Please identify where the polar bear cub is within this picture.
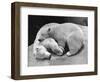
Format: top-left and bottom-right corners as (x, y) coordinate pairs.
(33, 38), (63, 60)
(40, 38), (63, 56)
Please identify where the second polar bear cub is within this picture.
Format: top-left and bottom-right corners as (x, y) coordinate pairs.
(34, 38), (63, 60)
(40, 38), (63, 56)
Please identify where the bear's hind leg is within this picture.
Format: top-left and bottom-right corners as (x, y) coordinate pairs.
(66, 31), (83, 56)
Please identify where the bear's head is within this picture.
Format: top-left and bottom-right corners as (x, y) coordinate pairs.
(37, 23), (59, 42)
(37, 27), (51, 42)
(34, 45), (51, 60)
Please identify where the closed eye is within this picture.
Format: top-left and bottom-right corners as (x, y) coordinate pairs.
(38, 39), (44, 42)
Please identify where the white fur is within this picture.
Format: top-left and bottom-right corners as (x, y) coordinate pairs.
(33, 23), (58, 56)
(34, 45), (51, 59)
(41, 38), (63, 56)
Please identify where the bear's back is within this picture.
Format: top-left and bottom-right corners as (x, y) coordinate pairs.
(53, 23), (82, 34)
(49, 23), (82, 40)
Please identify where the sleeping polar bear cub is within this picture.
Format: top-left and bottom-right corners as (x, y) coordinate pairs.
(40, 38), (63, 56)
(33, 37), (63, 60)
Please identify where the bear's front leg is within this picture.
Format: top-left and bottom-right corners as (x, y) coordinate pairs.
(53, 46), (64, 56)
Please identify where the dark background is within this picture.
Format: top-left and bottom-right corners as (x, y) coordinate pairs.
(28, 15), (88, 46)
